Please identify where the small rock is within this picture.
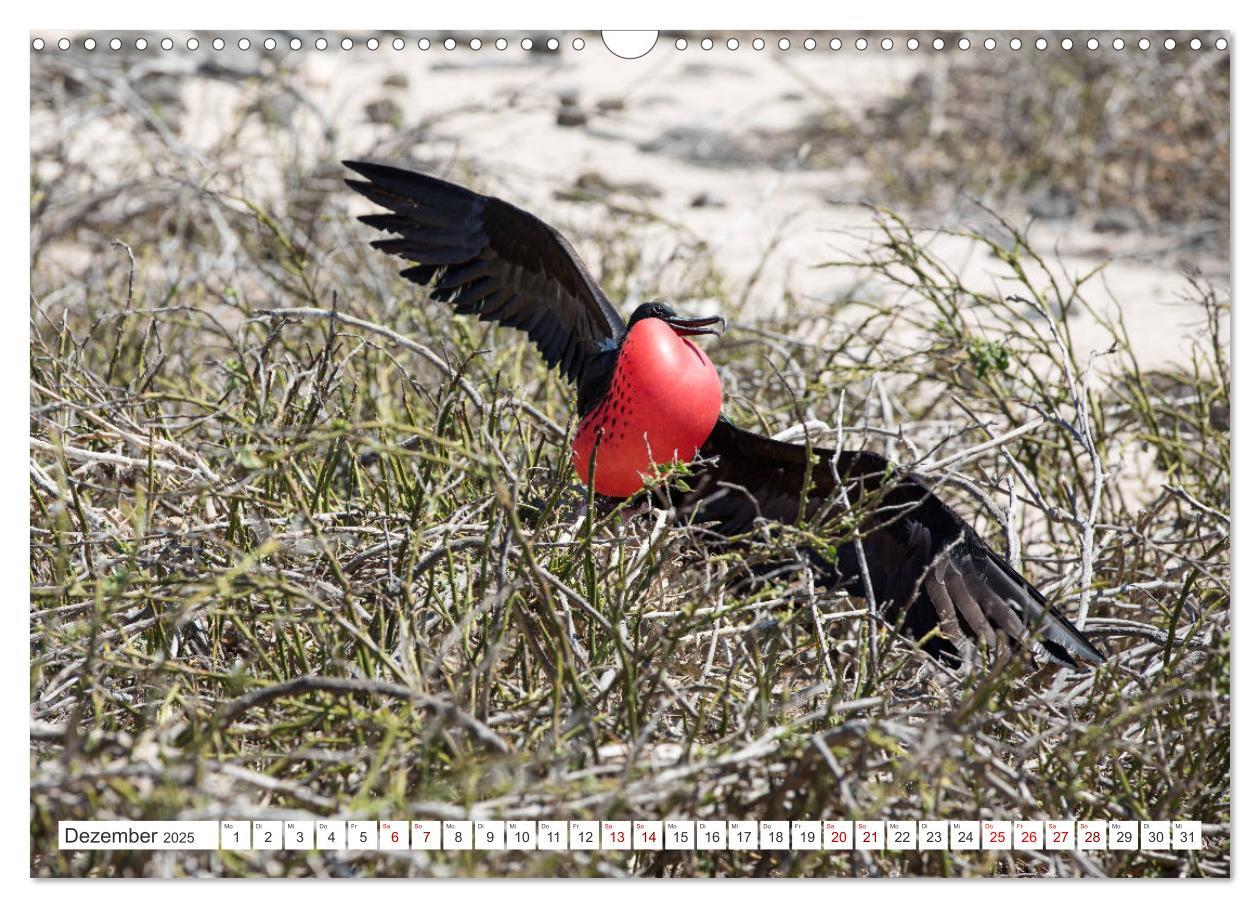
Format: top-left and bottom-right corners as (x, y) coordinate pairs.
(364, 98), (403, 126)
(1093, 207), (1142, 234)
(556, 106), (588, 128)
(1026, 187), (1077, 220)
(560, 171), (663, 200)
(574, 172), (615, 193)
(689, 191), (727, 208)
(638, 126), (759, 168)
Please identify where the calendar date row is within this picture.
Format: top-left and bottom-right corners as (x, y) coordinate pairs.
(61, 819), (1203, 852)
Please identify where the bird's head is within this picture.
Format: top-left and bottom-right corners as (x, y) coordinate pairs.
(627, 302), (726, 338)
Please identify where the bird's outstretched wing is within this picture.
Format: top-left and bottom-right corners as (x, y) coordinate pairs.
(344, 161), (627, 386)
(677, 418), (1104, 669)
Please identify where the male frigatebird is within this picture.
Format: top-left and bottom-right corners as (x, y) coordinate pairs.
(344, 160), (1105, 671)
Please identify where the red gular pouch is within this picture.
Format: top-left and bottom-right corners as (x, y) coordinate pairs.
(572, 317), (723, 498)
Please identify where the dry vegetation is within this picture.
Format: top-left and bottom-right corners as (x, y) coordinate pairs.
(781, 34), (1229, 254)
(30, 39), (1229, 878)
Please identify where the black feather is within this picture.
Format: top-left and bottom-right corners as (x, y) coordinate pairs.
(345, 160), (626, 388)
(672, 418), (1105, 669)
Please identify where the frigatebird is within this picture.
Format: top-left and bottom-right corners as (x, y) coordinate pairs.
(344, 160), (1105, 671)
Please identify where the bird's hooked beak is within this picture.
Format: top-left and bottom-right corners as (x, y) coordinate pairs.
(664, 313), (726, 337)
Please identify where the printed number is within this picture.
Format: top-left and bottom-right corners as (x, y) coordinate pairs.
(390, 831), (400, 844)
(1085, 831), (1101, 844)
(705, 831), (721, 844)
(1021, 831), (1036, 843)
(830, 830), (849, 844)
(1053, 831), (1067, 843)
(926, 831), (942, 844)
(894, 831), (910, 844)
(264, 831), (273, 843)
(578, 831), (593, 843)
(1116, 830), (1132, 843)
(990, 831), (1006, 844)
(1149, 830), (1165, 843)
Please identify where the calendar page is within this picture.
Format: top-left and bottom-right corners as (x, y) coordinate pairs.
(28, 12), (1232, 882)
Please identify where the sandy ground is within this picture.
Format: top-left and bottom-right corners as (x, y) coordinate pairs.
(32, 33), (1229, 369)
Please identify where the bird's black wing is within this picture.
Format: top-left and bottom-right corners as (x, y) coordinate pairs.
(677, 418), (1104, 669)
(344, 161), (626, 386)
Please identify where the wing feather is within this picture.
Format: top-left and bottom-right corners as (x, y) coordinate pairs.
(678, 418), (1105, 669)
(345, 160), (626, 386)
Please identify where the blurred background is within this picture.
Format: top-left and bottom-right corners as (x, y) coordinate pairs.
(32, 30), (1229, 369)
